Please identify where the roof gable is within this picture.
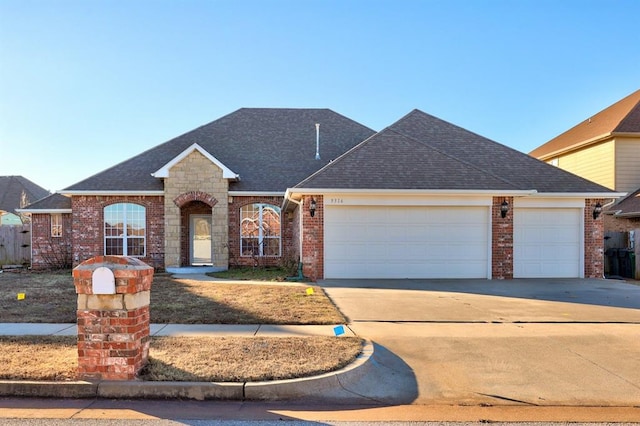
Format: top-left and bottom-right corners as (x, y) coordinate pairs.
(296, 109), (615, 194)
(151, 143), (239, 179)
(530, 89), (640, 159)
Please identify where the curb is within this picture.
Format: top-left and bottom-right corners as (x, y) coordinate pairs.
(0, 340), (374, 401)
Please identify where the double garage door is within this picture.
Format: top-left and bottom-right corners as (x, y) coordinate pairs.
(324, 205), (582, 279)
(324, 206), (490, 279)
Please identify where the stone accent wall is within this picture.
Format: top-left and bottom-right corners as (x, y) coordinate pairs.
(163, 150), (228, 269)
(492, 197), (513, 279)
(73, 256), (153, 381)
(301, 195), (323, 281)
(31, 213), (73, 270)
(585, 198), (606, 278)
(227, 195), (291, 267)
(70, 196), (164, 269)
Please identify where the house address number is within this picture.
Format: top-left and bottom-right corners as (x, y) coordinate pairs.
(328, 198), (344, 204)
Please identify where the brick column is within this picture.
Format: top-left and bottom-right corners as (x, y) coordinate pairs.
(73, 256), (153, 380)
(492, 197), (513, 279)
(584, 198), (605, 278)
(301, 195), (324, 281)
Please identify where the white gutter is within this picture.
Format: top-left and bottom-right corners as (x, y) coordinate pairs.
(16, 209), (72, 214)
(228, 191), (285, 197)
(287, 188), (539, 196)
(59, 190), (165, 196)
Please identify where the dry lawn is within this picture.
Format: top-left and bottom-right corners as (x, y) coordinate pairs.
(0, 271), (356, 382)
(0, 271), (345, 325)
(0, 336), (363, 382)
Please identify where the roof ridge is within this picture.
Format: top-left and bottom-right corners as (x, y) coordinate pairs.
(389, 110), (522, 189)
(386, 126), (521, 190)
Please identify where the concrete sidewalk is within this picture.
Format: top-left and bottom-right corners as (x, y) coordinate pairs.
(0, 323), (357, 338)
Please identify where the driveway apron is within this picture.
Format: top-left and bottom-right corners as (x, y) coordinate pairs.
(321, 278), (640, 406)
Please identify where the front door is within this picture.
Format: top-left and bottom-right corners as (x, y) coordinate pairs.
(190, 215), (212, 265)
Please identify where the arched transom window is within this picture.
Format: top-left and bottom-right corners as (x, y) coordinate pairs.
(104, 203), (146, 256)
(240, 203), (281, 257)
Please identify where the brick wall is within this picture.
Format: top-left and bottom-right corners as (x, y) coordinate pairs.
(604, 214), (640, 233)
(31, 213), (72, 270)
(301, 195), (323, 281)
(227, 195), (292, 267)
(492, 197), (513, 279)
(584, 198), (606, 278)
(71, 196), (164, 269)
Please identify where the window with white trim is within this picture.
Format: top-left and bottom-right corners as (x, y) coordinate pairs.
(51, 214), (62, 238)
(104, 203), (146, 256)
(240, 203), (281, 257)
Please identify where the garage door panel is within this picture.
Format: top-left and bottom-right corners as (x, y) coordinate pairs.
(325, 205), (489, 279)
(514, 208), (581, 278)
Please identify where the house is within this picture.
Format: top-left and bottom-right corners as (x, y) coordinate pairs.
(529, 89), (640, 233)
(20, 108), (619, 279)
(0, 176), (49, 225)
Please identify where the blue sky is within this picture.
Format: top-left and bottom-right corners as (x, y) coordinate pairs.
(1, 0), (639, 192)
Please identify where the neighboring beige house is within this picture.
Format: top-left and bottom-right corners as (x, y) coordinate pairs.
(531, 90), (640, 279)
(530, 89), (640, 233)
(530, 89), (640, 193)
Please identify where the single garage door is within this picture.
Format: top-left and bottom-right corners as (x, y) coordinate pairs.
(324, 205), (489, 279)
(514, 208), (582, 278)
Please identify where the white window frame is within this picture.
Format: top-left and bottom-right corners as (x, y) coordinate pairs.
(240, 203), (281, 257)
(104, 203), (146, 257)
(51, 213), (62, 238)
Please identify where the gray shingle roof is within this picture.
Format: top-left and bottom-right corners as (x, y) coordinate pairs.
(64, 108), (375, 193)
(296, 109), (615, 193)
(0, 176), (50, 214)
(610, 187), (640, 217)
(20, 193), (71, 211)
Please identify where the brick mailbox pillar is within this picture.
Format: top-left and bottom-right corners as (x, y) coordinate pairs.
(73, 256), (153, 381)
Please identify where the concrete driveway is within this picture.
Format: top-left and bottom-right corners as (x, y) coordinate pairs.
(321, 278), (640, 406)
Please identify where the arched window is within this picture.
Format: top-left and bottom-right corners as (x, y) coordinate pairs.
(240, 203), (281, 257)
(104, 203), (146, 256)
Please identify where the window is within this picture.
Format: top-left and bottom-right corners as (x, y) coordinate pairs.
(104, 203), (146, 256)
(240, 203), (281, 257)
(51, 214), (62, 237)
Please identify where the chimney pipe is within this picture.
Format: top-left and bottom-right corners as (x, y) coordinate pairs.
(315, 123), (320, 160)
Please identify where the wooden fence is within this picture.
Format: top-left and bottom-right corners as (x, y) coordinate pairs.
(0, 224), (30, 266)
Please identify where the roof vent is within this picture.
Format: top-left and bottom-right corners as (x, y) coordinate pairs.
(315, 123), (320, 160)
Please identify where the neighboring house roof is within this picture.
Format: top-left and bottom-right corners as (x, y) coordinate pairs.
(609, 187), (640, 218)
(18, 193), (72, 213)
(0, 176), (50, 214)
(530, 89), (640, 159)
(63, 108), (375, 193)
(295, 109), (615, 194)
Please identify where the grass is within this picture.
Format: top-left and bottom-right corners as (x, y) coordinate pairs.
(0, 269), (358, 382)
(0, 270), (346, 325)
(208, 266), (293, 281)
(0, 335), (363, 382)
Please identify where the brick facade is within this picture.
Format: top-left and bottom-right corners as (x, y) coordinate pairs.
(584, 198), (606, 278)
(301, 195), (323, 281)
(70, 196), (164, 269)
(31, 212), (73, 269)
(492, 196), (513, 279)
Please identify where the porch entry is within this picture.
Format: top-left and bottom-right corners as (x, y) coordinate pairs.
(190, 214), (212, 265)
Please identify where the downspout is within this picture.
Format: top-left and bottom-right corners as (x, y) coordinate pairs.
(284, 191), (304, 262)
